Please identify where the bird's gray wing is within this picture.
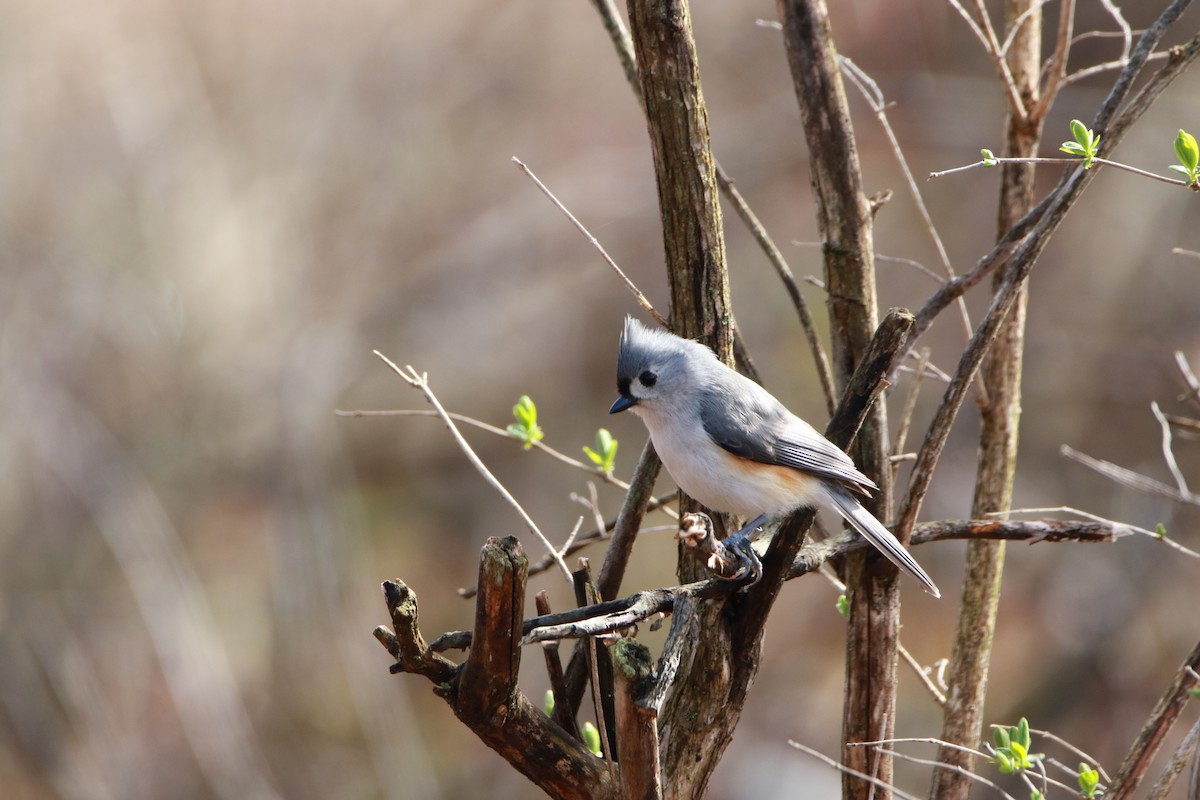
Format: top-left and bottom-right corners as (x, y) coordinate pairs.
(698, 378), (876, 492)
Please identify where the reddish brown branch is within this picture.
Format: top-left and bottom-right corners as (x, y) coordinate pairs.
(375, 539), (617, 798)
(1106, 638), (1200, 800)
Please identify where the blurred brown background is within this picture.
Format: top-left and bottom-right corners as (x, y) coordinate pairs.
(2, 1), (1199, 798)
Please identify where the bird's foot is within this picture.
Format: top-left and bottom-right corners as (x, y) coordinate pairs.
(719, 530), (764, 590)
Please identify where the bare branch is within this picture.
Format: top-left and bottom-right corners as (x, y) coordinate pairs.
(1106, 638), (1200, 800)
(373, 354), (574, 582)
(787, 741), (924, 800)
(1061, 444), (1200, 508)
(512, 157), (666, 327)
(1152, 401), (1190, 496)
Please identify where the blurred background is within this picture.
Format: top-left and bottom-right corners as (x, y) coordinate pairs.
(2, 1), (1199, 798)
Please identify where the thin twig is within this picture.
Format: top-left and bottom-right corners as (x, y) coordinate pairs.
(839, 57), (973, 342)
(338, 407), (679, 518)
(512, 157), (667, 327)
(998, 0), (1051, 56)
(946, 0), (1027, 119)
(1064, 51), (1170, 88)
(1061, 444), (1200, 508)
(893, 348), (930, 475)
(1000, 505), (1200, 558)
(898, 644), (947, 706)
(1031, 0), (1075, 118)
(786, 742), (925, 800)
(1031, 728), (1112, 784)
(1152, 401), (1190, 496)
(871, 746), (1018, 800)
(373, 353), (574, 582)
(1177, 351), (1200, 410)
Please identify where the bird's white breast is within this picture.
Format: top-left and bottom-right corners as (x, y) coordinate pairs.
(634, 404), (825, 520)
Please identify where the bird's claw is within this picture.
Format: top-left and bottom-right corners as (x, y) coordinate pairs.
(721, 532), (763, 591)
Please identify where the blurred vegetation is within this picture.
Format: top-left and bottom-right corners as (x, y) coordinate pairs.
(1, 1), (1198, 798)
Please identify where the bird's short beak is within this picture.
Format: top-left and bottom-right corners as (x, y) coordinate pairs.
(609, 395), (637, 414)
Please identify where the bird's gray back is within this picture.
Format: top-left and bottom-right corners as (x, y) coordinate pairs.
(697, 372), (876, 492)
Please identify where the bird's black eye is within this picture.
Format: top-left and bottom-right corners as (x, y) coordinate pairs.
(639, 370), (657, 387)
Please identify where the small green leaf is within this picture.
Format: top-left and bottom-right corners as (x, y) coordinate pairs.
(582, 428), (618, 473)
(1062, 120), (1100, 168)
(981, 148), (998, 167)
(507, 395), (544, 449)
(835, 594), (849, 618)
(995, 751), (1015, 774)
(1077, 762), (1100, 798)
(1030, 790), (1045, 800)
(1155, 523), (1167, 538)
(1016, 717), (1031, 750)
(1175, 129), (1199, 173)
(994, 726), (1011, 751)
(1188, 686), (1200, 698)
(544, 690), (555, 716)
(1071, 119), (1090, 147)
(582, 721), (603, 757)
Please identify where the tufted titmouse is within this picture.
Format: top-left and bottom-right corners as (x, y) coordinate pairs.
(609, 316), (940, 597)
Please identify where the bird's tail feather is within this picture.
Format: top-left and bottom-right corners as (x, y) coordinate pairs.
(826, 487), (940, 598)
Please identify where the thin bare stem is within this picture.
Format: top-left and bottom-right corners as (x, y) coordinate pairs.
(1176, 351), (1200, 409)
(336, 407), (665, 502)
(1152, 401), (1190, 496)
(512, 157), (667, 327)
(1061, 444), (1200, 508)
(946, 0), (1027, 118)
(931, 155), (1191, 188)
(1063, 51), (1169, 88)
(1031, 0), (1074, 118)
(786, 742), (924, 800)
(373, 353), (573, 583)
(998, 0), (1050, 56)
(1031, 727), (1113, 783)
(898, 647), (948, 706)
(873, 746), (1018, 800)
(1001, 504), (1199, 558)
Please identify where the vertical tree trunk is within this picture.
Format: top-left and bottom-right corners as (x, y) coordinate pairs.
(931, 2), (1044, 797)
(774, 2), (895, 797)
(624, 2), (742, 797)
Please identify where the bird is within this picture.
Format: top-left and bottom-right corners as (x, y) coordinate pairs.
(608, 315), (940, 597)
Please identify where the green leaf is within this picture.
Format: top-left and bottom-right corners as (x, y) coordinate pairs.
(582, 721), (603, 757)
(1071, 119), (1091, 148)
(1077, 762), (1100, 798)
(1188, 686), (1200, 698)
(507, 395), (544, 449)
(994, 726), (1011, 751)
(582, 428), (618, 473)
(835, 594), (849, 618)
(995, 751), (1015, 774)
(544, 690), (555, 716)
(1030, 790), (1045, 800)
(1062, 120), (1100, 168)
(1016, 717), (1031, 750)
(1155, 523), (1167, 538)
(1176, 129), (1199, 173)
(981, 148), (998, 167)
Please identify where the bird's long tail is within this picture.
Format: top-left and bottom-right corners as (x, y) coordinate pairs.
(825, 486), (940, 598)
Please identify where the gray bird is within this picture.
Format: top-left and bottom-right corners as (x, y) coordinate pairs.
(609, 316), (939, 597)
